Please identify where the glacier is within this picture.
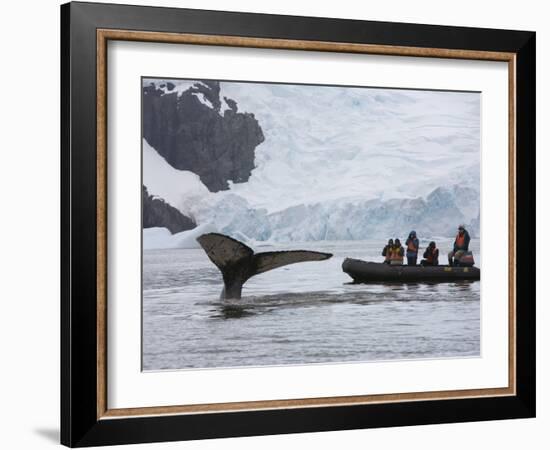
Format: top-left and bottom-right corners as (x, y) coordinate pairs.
(219, 82), (480, 211)
(142, 79), (480, 249)
(187, 186), (480, 243)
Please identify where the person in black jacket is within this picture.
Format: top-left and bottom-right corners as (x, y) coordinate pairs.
(381, 239), (394, 264)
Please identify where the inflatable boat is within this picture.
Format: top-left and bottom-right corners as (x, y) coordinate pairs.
(342, 258), (480, 283)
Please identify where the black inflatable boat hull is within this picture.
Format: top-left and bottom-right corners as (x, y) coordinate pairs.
(342, 258), (480, 283)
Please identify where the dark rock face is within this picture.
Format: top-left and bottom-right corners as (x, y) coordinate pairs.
(143, 80), (265, 192)
(142, 186), (196, 234)
(223, 96), (238, 113)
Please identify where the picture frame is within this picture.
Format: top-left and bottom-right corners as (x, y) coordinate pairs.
(60, 1), (536, 447)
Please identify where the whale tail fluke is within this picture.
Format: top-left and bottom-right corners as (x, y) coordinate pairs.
(253, 250), (332, 275)
(196, 233), (332, 299)
(196, 232), (254, 272)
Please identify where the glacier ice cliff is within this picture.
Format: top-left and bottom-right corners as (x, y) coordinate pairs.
(189, 186), (480, 243)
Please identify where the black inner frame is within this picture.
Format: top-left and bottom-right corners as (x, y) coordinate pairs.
(61, 2), (536, 447)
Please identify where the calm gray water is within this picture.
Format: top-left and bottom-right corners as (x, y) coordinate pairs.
(142, 239), (480, 370)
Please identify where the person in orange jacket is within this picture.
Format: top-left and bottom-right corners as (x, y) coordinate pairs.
(390, 239), (404, 265)
(448, 225), (471, 266)
(421, 241), (439, 266)
(405, 230), (419, 266)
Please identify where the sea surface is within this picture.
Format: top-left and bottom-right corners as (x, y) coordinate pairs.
(142, 239), (480, 370)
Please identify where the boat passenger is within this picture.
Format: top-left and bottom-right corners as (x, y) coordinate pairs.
(421, 241), (439, 266)
(405, 230), (419, 266)
(382, 239), (394, 264)
(390, 239), (404, 265)
(448, 225), (471, 266)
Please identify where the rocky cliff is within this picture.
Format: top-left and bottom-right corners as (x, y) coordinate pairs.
(142, 80), (265, 192)
(142, 186), (196, 234)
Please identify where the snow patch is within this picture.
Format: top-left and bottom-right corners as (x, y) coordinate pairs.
(143, 79), (197, 97)
(143, 139), (210, 217)
(191, 92), (214, 109)
(143, 223), (219, 250)
(144, 79), (223, 115)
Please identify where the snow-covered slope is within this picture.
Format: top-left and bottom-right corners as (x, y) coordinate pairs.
(219, 82), (480, 211)
(143, 139), (210, 218)
(143, 224), (218, 250)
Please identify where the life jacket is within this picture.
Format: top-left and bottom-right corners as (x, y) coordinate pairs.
(426, 247), (439, 263)
(407, 239), (418, 252)
(456, 233), (465, 248)
(390, 246), (404, 262)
